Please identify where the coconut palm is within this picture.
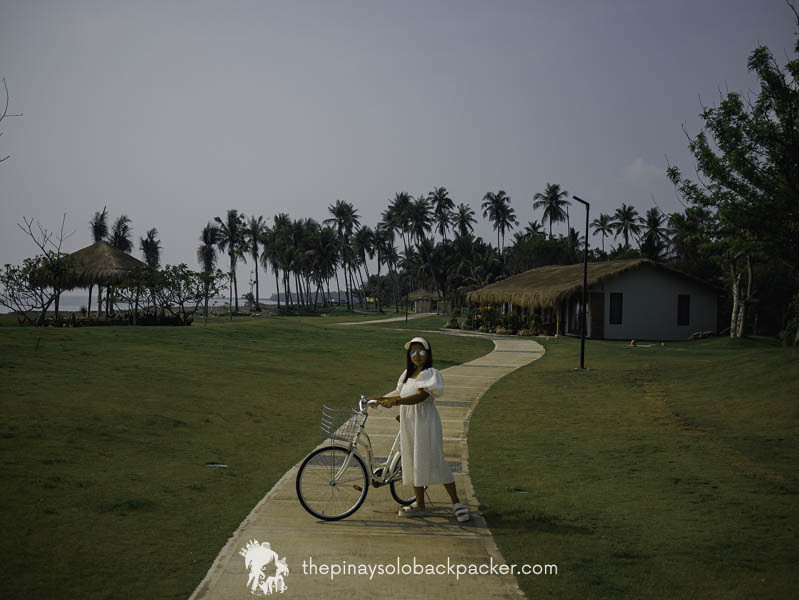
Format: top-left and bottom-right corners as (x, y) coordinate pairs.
(245, 215), (268, 311)
(481, 190), (517, 255)
(139, 228), (161, 268)
(532, 183), (570, 239)
(639, 207), (670, 260)
(610, 203), (643, 249)
(109, 215), (133, 253)
(104, 215), (133, 316)
(324, 200), (360, 310)
(429, 186), (455, 242)
(590, 213), (613, 254)
(197, 222), (220, 318)
(353, 225), (376, 309)
(375, 222), (400, 312)
(383, 192), (413, 257)
(214, 209), (248, 313)
(452, 203), (477, 238)
(88, 207), (109, 318)
(309, 225), (339, 307)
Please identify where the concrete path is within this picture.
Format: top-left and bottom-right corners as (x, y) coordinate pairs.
(190, 329), (545, 600)
(337, 312), (435, 326)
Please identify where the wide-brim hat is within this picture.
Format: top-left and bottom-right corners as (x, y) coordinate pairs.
(404, 336), (430, 350)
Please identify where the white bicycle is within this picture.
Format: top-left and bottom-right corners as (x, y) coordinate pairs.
(295, 396), (416, 520)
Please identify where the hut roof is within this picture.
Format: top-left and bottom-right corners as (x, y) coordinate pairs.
(466, 258), (717, 309)
(408, 288), (438, 301)
(65, 241), (147, 287)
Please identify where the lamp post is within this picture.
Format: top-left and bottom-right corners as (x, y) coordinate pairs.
(572, 196), (590, 370)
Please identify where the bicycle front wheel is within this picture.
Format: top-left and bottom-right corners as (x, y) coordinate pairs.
(296, 444), (369, 520)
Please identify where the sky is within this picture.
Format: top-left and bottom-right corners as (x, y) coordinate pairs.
(0, 0), (795, 299)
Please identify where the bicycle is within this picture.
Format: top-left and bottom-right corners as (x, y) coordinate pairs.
(295, 396), (416, 520)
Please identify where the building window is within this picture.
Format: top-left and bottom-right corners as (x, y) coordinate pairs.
(678, 294), (690, 326)
(609, 293), (623, 325)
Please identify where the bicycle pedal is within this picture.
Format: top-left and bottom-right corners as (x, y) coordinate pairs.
(353, 485), (363, 492)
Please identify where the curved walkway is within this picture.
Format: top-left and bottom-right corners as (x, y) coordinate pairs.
(190, 323), (545, 599)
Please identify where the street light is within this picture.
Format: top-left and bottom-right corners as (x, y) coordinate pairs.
(572, 196), (590, 370)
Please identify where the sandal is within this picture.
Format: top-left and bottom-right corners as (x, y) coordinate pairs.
(452, 502), (470, 522)
(398, 504), (428, 518)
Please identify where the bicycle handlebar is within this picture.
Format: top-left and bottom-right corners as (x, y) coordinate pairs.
(359, 395), (378, 412)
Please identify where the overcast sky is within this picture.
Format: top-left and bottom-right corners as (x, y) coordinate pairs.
(0, 0), (794, 298)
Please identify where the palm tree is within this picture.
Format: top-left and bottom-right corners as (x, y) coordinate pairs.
(109, 215), (133, 253)
(106, 215), (133, 316)
(268, 213), (291, 307)
(309, 226), (339, 308)
(590, 213), (613, 254)
(139, 228), (161, 268)
(532, 183), (570, 239)
(353, 226), (376, 309)
(512, 220), (544, 244)
(481, 190), (517, 255)
(324, 200), (360, 311)
(639, 207), (670, 260)
(245, 215), (268, 311)
(88, 207), (109, 318)
(408, 194), (441, 294)
(197, 222), (220, 318)
(429, 186), (455, 242)
(383, 192), (413, 258)
(452, 203), (476, 238)
(214, 209), (248, 313)
(610, 203), (643, 249)
(138, 228), (161, 319)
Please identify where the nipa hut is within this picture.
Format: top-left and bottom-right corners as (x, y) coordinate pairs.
(64, 241), (148, 318)
(466, 258), (719, 341)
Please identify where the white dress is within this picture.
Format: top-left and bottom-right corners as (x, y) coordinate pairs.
(391, 367), (454, 487)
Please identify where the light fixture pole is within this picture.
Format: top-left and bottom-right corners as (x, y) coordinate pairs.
(572, 196), (590, 370)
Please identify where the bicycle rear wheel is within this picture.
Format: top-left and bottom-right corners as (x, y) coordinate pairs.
(389, 459), (416, 506)
(296, 445), (369, 520)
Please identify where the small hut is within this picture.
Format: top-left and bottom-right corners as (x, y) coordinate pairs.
(64, 241), (148, 318)
(408, 289), (435, 313)
(466, 258), (719, 341)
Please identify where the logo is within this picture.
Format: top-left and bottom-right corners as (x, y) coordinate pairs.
(239, 539), (289, 595)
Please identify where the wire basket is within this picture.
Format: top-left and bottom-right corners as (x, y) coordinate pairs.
(320, 405), (359, 443)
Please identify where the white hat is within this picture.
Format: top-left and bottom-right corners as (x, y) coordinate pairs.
(404, 336), (430, 350)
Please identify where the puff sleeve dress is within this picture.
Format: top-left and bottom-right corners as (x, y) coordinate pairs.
(394, 367), (454, 487)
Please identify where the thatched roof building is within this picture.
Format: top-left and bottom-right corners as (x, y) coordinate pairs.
(466, 258), (713, 309)
(65, 241), (147, 287)
(467, 258), (719, 341)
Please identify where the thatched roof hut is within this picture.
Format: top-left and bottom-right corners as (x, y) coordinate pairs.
(408, 288), (438, 301)
(64, 241), (147, 287)
(466, 258), (714, 310)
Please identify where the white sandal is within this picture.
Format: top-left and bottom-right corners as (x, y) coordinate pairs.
(398, 503), (428, 518)
(452, 502), (470, 522)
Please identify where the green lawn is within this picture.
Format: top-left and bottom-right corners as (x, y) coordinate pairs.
(469, 336), (799, 599)
(0, 314), (492, 599)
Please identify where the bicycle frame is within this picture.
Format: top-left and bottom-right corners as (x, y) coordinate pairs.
(331, 396), (402, 489)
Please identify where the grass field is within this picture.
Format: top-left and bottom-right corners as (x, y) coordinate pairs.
(469, 336), (799, 599)
(0, 311), (491, 599)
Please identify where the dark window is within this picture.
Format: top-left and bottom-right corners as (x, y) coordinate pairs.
(678, 294), (690, 326)
(609, 293), (623, 324)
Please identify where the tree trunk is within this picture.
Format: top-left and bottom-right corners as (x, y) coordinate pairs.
(255, 261), (260, 311)
(233, 259), (239, 312)
(729, 263), (742, 338)
(88, 284), (93, 317)
(736, 254), (753, 337)
(376, 254), (382, 313)
(334, 269), (341, 309)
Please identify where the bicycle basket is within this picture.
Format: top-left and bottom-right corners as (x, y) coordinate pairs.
(320, 405), (359, 443)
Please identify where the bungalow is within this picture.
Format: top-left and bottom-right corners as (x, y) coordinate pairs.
(466, 258), (719, 341)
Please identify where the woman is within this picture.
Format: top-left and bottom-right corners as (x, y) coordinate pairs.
(369, 336), (470, 522)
